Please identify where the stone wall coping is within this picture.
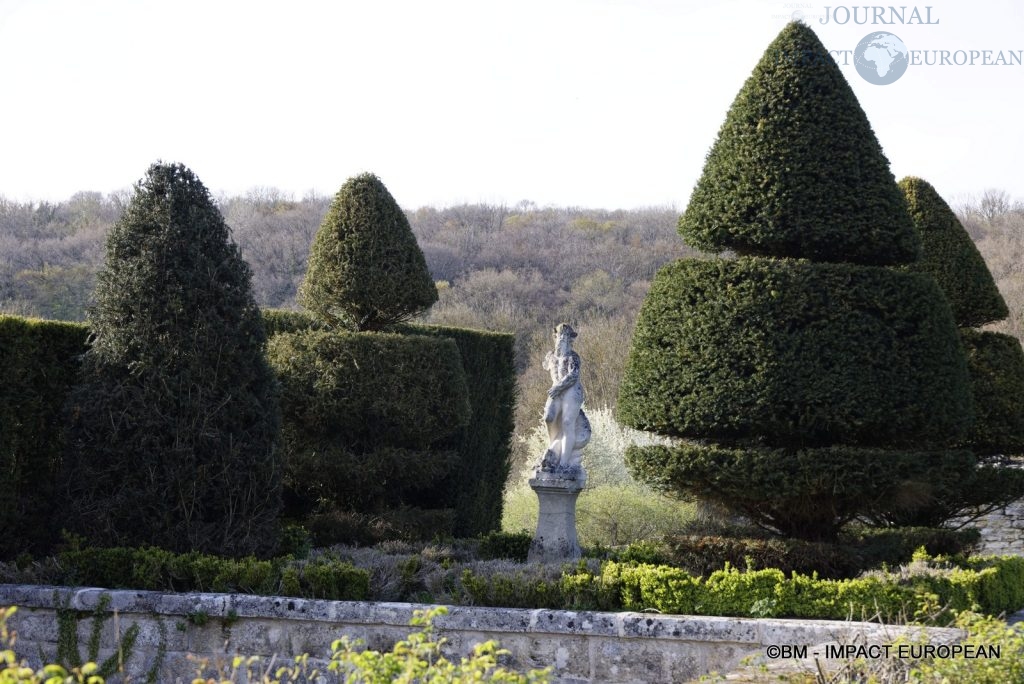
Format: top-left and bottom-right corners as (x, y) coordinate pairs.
(0, 583), (963, 647)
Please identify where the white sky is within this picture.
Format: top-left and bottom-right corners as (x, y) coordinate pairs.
(1, 0), (1021, 210)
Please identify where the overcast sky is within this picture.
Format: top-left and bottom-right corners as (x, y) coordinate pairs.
(1, 0), (1021, 209)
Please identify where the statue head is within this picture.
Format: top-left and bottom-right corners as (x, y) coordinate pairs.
(553, 323), (577, 353)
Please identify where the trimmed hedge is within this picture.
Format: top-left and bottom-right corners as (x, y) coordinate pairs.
(396, 324), (516, 536)
(56, 546), (368, 601)
(1, 311), (514, 555)
(268, 330), (470, 450)
(267, 316), (516, 536)
(617, 257), (972, 449)
(0, 316), (88, 559)
(461, 555), (1024, 624)
(678, 23), (919, 265)
(268, 329), (470, 532)
(625, 443), (975, 540)
(298, 173), (438, 331)
(900, 176), (1008, 328)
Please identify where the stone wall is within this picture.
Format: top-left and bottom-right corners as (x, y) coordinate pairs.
(0, 584), (963, 683)
(970, 499), (1024, 556)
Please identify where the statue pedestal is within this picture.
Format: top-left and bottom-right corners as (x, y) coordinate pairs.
(528, 469), (586, 564)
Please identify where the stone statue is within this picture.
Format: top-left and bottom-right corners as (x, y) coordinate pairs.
(539, 323), (591, 474)
(529, 323), (590, 563)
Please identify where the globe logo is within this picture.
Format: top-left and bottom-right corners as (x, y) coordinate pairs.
(854, 32), (909, 85)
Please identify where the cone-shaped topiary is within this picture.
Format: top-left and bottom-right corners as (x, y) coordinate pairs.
(899, 176), (1008, 327)
(876, 178), (1024, 527)
(299, 173), (437, 330)
(62, 162), (282, 557)
(619, 23), (972, 541)
(680, 23), (919, 265)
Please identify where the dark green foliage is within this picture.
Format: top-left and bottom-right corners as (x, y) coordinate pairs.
(62, 162), (282, 557)
(262, 318), (514, 538)
(305, 506), (457, 547)
(962, 330), (1024, 456)
(270, 330), (469, 449)
(477, 531), (532, 562)
(845, 526), (981, 567)
(261, 308), (321, 337)
(268, 329), (470, 522)
(617, 540), (673, 567)
(0, 316), (88, 559)
(679, 23), (919, 265)
(396, 324), (517, 536)
(55, 546), (368, 600)
(899, 177), (1008, 327)
(656, 536), (862, 579)
(298, 173), (438, 331)
(626, 443), (975, 540)
(648, 527), (979, 580)
(618, 257), (972, 449)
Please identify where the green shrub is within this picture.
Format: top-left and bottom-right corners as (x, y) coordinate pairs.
(61, 162), (282, 557)
(659, 535), (862, 579)
(0, 316), (88, 559)
(618, 258), (971, 449)
(908, 611), (1024, 683)
(617, 540), (672, 567)
(678, 24), (918, 265)
(283, 558), (371, 601)
(477, 531), (532, 562)
(54, 546), (369, 600)
(298, 173), (437, 331)
(456, 553), (1024, 624)
(900, 176), (1008, 328)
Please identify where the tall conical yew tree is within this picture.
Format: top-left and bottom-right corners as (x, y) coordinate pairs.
(299, 173), (437, 331)
(618, 23), (973, 541)
(882, 177), (1024, 526)
(62, 162), (282, 557)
